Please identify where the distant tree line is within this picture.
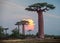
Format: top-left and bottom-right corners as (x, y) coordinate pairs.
(45, 34), (60, 39)
(0, 26), (60, 40)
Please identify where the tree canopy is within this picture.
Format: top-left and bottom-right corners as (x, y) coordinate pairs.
(25, 2), (55, 12)
(0, 26), (4, 37)
(20, 20), (29, 25)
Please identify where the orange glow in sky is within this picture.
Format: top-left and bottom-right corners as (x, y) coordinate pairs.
(25, 25), (34, 30)
(23, 19), (35, 30)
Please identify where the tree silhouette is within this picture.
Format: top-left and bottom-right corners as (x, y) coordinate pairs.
(4, 28), (8, 36)
(15, 22), (21, 35)
(25, 2), (55, 39)
(20, 20), (29, 35)
(0, 26), (4, 38)
(11, 28), (19, 38)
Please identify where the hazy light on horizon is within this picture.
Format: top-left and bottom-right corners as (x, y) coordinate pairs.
(24, 19), (35, 30)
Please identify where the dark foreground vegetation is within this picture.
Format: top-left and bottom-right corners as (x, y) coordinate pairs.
(0, 39), (60, 43)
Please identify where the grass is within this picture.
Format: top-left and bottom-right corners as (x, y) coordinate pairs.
(0, 39), (60, 43)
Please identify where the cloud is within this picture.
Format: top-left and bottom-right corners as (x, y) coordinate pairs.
(1, 0), (60, 23)
(1, 0), (26, 21)
(1, 0), (25, 11)
(1, 0), (60, 19)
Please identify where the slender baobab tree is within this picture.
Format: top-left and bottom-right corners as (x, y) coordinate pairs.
(20, 20), (29, 35)
(0, 26), (4, 37)
(4, 28), (8, 36)
(15, 22), (21, 35)
(25, 2), (55, 39)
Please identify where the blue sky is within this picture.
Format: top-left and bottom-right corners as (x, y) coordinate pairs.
(0, 0), (60, 35)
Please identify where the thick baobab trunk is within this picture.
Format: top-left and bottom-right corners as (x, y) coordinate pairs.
(37, 11), (44, 39)
(22, 25), (25, 35)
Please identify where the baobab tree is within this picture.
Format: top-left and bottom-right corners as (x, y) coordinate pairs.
(25, 2), (55, 39)
(20, 20), (29, 35)
(15, 20), (29, 35)
(0, 26), (4, 37)
(11, 28), (19, 37)
(15, 22), (21, 35)
(4, 28), (8, 36)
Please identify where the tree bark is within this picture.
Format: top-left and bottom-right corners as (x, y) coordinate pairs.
(37, 10), (44, 39)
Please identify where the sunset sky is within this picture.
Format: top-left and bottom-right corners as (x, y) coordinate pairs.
(0, 0), (60, 35)
(24, 19), (35, 30)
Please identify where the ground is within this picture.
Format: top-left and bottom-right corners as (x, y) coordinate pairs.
(0, 39), (60, 43)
